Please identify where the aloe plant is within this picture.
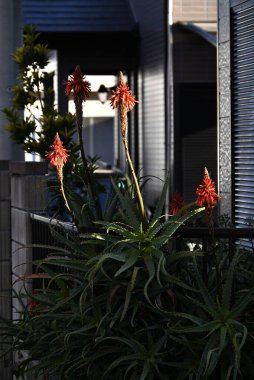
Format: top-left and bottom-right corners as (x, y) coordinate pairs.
(167, 252), (254, 379)
(3, 36), (253, 379)
(2, 196), (254, 379)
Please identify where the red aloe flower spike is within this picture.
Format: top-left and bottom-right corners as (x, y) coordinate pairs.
(196, 167), (221, 237)
(64, 65), (91, 104)
(169, 191), (185, 215)
(64, 65), (88, 175)
(110, 72), (146, 229)
(110, 71), (138, 112)
(110, 71), (138, 138)
(196, 167), (221, 209)
(46, 133), (71, 214)
(63, 66), (102, 220)
(45, 132), (70, 182)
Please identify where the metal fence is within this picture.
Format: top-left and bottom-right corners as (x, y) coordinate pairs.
(30, 213), (254, 258)
(29, 213), (254, 289)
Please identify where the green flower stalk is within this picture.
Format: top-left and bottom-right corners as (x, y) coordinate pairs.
(196, 167), (222, 299)
(110, 72), (147, 228)
(64, 65), (102, 219)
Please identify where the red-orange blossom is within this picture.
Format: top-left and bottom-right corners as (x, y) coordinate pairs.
(169, 191), (185, 215)
(110, 71), (138, 139)
(196, 167), (221, 209)
(64, 65), (91, 103)
(45, 133), (70, 181)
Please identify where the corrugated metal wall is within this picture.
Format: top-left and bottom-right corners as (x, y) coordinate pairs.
(24, 0), (136, 32)
(231, 0), (254, 226)
(130, 0), (167, 207)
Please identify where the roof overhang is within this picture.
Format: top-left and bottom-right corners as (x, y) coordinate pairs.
(177, 22), (217, 47)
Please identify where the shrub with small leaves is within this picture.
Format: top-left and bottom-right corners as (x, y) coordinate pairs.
(3, 25), (76, 157)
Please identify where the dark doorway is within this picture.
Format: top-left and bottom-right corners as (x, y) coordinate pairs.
(174, 83), (217, 202)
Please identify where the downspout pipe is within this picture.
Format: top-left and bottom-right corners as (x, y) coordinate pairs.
(0, 0), (24, 160)
(165, 0), (174, 211)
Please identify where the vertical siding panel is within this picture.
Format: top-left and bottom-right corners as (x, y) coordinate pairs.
(130, 0), (167, 206)
(231, 0), (254, 227)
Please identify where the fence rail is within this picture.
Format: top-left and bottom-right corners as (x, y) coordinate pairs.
(177, 227), (254, 238)
(29, 213), (254, 284)
(30, 213), (254, 259)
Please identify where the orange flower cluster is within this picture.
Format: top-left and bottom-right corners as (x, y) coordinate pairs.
(45, 133), (70, 181)
(196, 167), (221, 209)
(110, 72), (138, 112)
(64, 65), (91, 103)
(169, 191), (185, 215)
(110, 72), (138, 139)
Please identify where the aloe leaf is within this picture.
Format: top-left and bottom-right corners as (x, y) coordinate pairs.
(167, 250), (200, 265)
(65, 349), (116, 378)
(130, 302), (139, 327)
(185, 295), (217, 319)
(231, 331), (242, 379)
(22, 292), (55, 307)
(161, 206), (205, 239)
(102, 353), (141, 379)
(16, 243), (70, 255)
(103, 185), (119, 221)
(231, 288), (254, 318)
(193, 257), (217, 318)
(219, 325), (228, 352)
(145, 218), (164, 240)
(152, 334), (167, 353)
(111, 181), (141, 231)
(151, 234), (172, 248)
(174, 321), (220, 334)
(120, 267), (139, 322)
(99, 336), (144, 353)
(167, 311), (204, 326)
(87, 252), (126, 283)
(156, 251), (164, 287)
(140, 361), (150, 380)
(143, 255), (156, 304)
(222, 252), (240, 310)
(170, 201), (197, 219)
(102, 221), (136, 238)
(197, 333), (219, 378)
(113, 252), (139, 278)
(204, 345), (220, 377)
(160, 266), (197, 291)
(151, 176), (169, 224)
(88, 252), (126, 266)
(48, 287), (83, 311)
(124, 360), (139, 380)
(222, 365), (233, 380)
(42, 258), (87, 272)
(231, 320), (248, 350)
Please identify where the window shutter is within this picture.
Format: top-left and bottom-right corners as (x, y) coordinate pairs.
(231, 0), (254, 227)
